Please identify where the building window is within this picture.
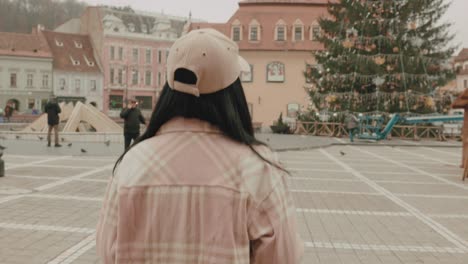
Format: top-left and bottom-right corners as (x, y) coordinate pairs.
(312, 25), (321, 40)
(132, 69), (138, 85)
(145, 70), (152, 86)
(158, 72), (161, 86)
(166, 50), (170, 61)
(118, 69), (123, 85)
(59, 78), (66, 90)
(109, 95), (123, 110)
(42, 74), (49, 88)
(158, 50), (162, 64)
(294, 26), (303, 41)
(241, 64), (253, 83)
(232, 27), (241, 42)
(287, 103), (300, 118)
(110, 68), (115, 84)
(27, 74), (33, 87)
(28, 98), (35, 110)
(250, 26), (258, 41)
(118, 47), (123, 60)
(10, 73), (17, 87)
(146, 49), (152, 64)
(465, 79), (468, 88)
(74, 41), (83, 49)
(267, 62), (285, 83)
(75, 79), (81, 91)
(248, 103), (253, 117)
(110, 46), (115, 60)
(135, 96), (152, 110)
(276, 26), (286, 41)
(132, 48), (139, 62)
(90, 80), (97, 91)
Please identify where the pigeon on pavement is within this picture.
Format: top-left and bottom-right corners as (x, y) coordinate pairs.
(38, 136), (44, 141)
(81, 148), (87, 153)
(67, 143), (72, 147)
(340, 151), (346, 156)
(15, 135), (20, 140)
(105, 140), (111, 146)
(0, 145), (6, 150)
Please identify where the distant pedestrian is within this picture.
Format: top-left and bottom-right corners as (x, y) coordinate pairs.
(345, 112), (359, 142)
(45, 97), (62, 147)
(120, 99), (146, 150)
(4, 104), (12, 123)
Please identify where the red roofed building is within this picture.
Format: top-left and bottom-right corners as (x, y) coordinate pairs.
(455, 48), (468, 92)
(186, 0), (329, 127)
(41, 30), (104, 110)
(0, 27), (53, 113)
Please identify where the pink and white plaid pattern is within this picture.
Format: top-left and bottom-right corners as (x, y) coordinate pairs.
(97, 117), (303, 263)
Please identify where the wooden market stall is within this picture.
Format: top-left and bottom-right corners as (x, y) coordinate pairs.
(451, 89), (468, 179)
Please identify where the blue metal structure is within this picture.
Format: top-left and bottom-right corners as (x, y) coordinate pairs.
(356, 113), (463, 141)
(357, 114), (400, 141)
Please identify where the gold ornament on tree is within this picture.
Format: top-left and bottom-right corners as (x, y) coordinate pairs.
(342, 39), (355, 48)
(392, 47), (399, 53)
(374, 56), (386, 65)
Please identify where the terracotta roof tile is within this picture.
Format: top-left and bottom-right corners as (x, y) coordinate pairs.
(189, 2), (327, 51)
(455, 48), (468, 63)
(452, 89), (468, 109)
(240, 0), (330, 4)
(41, 31), (101, 73)
(0, 32), (52, 58)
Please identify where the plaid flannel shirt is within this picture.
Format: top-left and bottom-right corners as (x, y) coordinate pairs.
(97, 117), (303, 263)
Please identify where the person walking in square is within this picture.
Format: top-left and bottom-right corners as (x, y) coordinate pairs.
(45, 97), (62, 147)
(97, 29), (303, 264)
(345, 112), (359, 142)
(4, 103), (12, 123)
(120, 99), (146, 150)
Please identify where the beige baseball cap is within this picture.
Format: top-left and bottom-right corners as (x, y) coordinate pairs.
(167, 28), (250, 97)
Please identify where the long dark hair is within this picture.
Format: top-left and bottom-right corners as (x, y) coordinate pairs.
(114, 69), (286, 173)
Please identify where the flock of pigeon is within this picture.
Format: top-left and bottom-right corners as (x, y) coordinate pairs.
(0, 127), (112, 153)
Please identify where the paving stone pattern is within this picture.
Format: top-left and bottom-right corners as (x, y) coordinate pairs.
(1, 143), (468, 263)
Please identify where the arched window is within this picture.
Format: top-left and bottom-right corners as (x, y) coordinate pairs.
(249, 19), (261, 42)
(266, 62), (285, 83)
(231, 19), (242, 42)
(275, 19), (287, 41)
(293, 19), (304, 42)
(310, 21), (321, 41)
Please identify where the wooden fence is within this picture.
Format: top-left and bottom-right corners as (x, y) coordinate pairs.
(294, 121), (450, 141)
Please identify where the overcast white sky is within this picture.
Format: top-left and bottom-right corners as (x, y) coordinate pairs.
(82, 0), (468, 52)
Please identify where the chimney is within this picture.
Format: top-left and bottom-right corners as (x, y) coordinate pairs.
(33, 24), (45, 34)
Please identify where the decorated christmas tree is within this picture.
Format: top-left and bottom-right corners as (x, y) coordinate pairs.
(304, 0), (456, 117)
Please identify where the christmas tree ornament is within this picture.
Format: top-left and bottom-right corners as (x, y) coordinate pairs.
(374, 56), (386, 65)
(392, 47), (399, 53)
(342, 39), (355, 48)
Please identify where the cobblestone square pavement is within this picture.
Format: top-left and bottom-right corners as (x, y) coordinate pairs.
(1, 142), (468, 263)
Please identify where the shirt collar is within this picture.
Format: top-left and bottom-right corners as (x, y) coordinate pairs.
(157, 117), (222, 135)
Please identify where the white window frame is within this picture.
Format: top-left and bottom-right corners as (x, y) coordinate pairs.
(310, 21), (321, 41)
(132, 48), (139, 63)
(231, 19), (242, 42)
(59, 78), (66, 90)
(293, 19), (304, 42)
(275, 20), (287, 41)
(90, 80), (97, 91)
(145, 70), (152, 86)
(42, 74), (49, 88)
(249, 19), (261, 42)
(146, 49), (152, 64)
(75, 79), (81, 91)
(27, 74), (33, 87)
(132, 69), (139, 85)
